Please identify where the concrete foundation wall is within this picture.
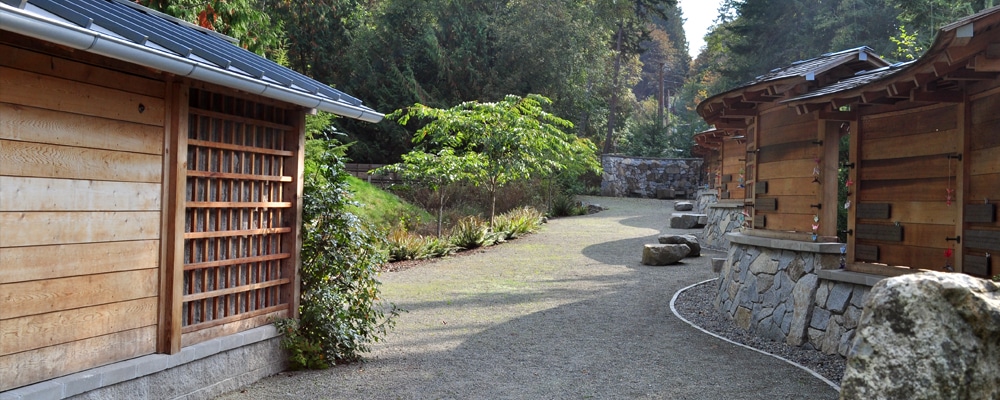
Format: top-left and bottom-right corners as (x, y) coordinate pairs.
(1, 326), (285, 400)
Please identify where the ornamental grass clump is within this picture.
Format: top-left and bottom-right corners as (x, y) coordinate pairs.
(493, 206), (544, 240)
(449, 216), (489, 250)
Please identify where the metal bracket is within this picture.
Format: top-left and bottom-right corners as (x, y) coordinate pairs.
(946, 236), (962, 243)
(947, 153), (963, 161)
(810, 203), (823, 209)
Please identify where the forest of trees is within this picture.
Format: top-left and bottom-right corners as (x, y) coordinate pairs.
(138, 0), (997, 162)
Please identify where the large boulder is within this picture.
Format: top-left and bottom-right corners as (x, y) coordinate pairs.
(657, 234), (701, 257)
(669, 213), (707, 229)
(841, 272), (1000, 400)
(641, 244), (690, 266)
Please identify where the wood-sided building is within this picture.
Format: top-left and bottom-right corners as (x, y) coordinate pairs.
(697, 47), (888, 237)
(781, 6), (1000, 278)
(1, 0), (382, 394)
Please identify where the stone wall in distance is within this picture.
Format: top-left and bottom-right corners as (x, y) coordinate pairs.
(600, 155), (705, 198)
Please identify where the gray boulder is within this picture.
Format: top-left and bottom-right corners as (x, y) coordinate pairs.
(641, 244), (690, 266)
(669, 213), (707, 229)
(674, 201), (694, 211)
(841, 272), (1000, 400)
(657, 234), (701, 257)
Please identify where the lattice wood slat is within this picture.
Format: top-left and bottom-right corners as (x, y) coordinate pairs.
(181, 88), (294, 332)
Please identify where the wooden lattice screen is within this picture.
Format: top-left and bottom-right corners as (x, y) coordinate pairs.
(181, 88), (298, 341)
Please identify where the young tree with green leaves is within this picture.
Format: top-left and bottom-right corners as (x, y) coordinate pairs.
(372, 148), (485, 237)
(391, 94), (600, 225)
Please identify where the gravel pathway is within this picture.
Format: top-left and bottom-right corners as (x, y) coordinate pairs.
(215, 196), (839, 400)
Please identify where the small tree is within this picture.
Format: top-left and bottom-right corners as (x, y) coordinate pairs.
(372, 148), (484, 237)
(391, 94), (599, 225)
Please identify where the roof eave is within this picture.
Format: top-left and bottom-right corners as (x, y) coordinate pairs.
(0, 3), (384, 123)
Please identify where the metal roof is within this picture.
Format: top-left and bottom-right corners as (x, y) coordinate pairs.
(782, 61), (914, 103)
(0, 0), (383, 122)
(741, 46), (886, 87)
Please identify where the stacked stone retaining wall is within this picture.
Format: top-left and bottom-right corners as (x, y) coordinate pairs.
(715, 233), (874, 357)
(700, 203), (744, 251)
(600, 155), (704, 198)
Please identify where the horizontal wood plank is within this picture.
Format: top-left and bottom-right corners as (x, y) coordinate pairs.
(969, 173), (1000, 207)
(861, 129), (960, 160)
(0, 240), (160, 284)
(757, 141), (817, 164)
(859, 155), (954, 181)
(0, 103), (162, 155)
(755, 197), (777, 212)
(963, 255), (992, 276)
(857, 203), (891, 220)
(760, 107), (816, 131)
(862, 104), (957, 139)
(183, 227), (292, 240)
(185, 170), (291, 182)
(0, 177), (160, 212)
(855, 244), (879, 261)
(857, 224), (904, 242)
(0, 140), (162, 183)
(0, 43), (164, 98)
(758, 159), (819, 179)
(852, 242), (950, 271)
(860, 201), (955, 225)
(758, 177), (818, 197)
(0, 211), (160, 248)
(758, 120), (817, 147)
(969, 114), (1000, 150)
(0, 67), (164, 127)
(0, 269), (158, 319)
(755, 213), (817, 233)
(970, 147), (1000, 175)
(180, 309), (285, 348)
(0, 326), (156, 391)
(0, 297), (157, 355)
(859, 177), (949, 202)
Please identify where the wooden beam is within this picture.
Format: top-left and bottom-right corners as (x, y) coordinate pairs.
(971, 54), (1000, 72)
(818, 108), (858, 121)
(743, 89), (783, 103)
(795, 103), (825, 116)
(861, 88), (890, 104)
(158, 78), (188, 355)
(721, 108), (757, 117)
(714, 120), (748, 130)
(889, 80), (918, 97)
(831, 96), (860, 109)
(911, 89), (964, 103)
(944, 68), (1000, 81)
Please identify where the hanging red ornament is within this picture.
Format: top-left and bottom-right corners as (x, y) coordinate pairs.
(944, 248), (953, 258)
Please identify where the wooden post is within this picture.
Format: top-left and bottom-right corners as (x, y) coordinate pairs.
(280, 109), (306, 319)
(820, 120), (840, 238)
(158, 78), (188, 354)
(956, 96), (970, 272)
(847, 118), (859, 264)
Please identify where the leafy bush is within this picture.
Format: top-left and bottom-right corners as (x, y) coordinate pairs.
(276, 139), (397, 366)
(385, 228), (458, 262)
(493, 206), (544, 240)
(274, 318), (329, 370)
(449, 216), (489, 250)
(549, 195), (585, 217)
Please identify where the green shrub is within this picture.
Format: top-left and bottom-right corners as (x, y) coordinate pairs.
(274, 318), (329, 370)
(276, 139), (397, 366)
(549, 195), (585, 217)
(493, 206), (544, 240)
(450, 216), (489, 250)
(385, 228), (458, 261)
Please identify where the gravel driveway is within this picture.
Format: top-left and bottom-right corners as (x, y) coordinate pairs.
(215, 196), (838, 400)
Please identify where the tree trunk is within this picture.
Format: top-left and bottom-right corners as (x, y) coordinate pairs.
(603, 22), (624, 155)
(437, 190), (445, 237)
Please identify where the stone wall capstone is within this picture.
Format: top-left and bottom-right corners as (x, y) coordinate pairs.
(600, 155), (704, 198)
(715, 235), (869, 356)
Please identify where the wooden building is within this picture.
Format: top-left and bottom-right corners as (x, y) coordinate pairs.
(697, 47), (888, 237)
(1, 0), (382, 393)
(783, 7), (1000, 278)
(698, 6), (1000, 278)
